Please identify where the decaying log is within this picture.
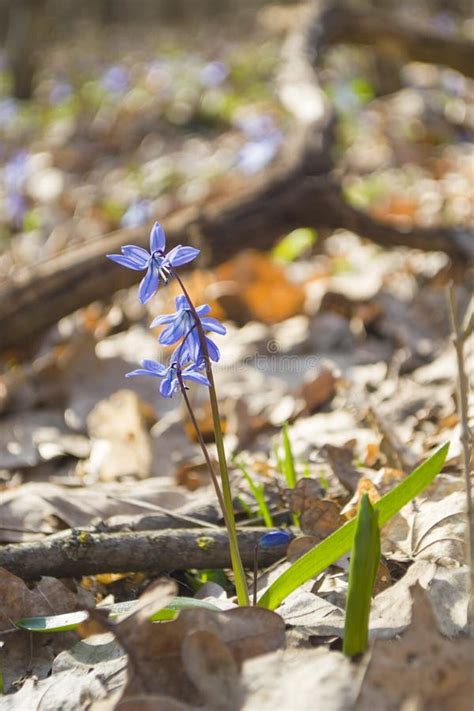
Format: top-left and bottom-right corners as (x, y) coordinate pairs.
(1, 0), (473, 351)
(0, 527), (289, 579)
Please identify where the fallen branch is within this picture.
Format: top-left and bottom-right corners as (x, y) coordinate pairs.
(1, 0), (473, 351)
(0, 527), (288, 579)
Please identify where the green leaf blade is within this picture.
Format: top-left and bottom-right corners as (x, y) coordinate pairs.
(16, 610), (89, 633)
(258, 443), (449, 610)
(343, 494), (380, 657)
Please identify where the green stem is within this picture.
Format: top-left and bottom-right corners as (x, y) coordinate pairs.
(172, 272), (250, 605)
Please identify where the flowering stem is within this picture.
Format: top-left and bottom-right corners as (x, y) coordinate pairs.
(172, 271), (250, 605)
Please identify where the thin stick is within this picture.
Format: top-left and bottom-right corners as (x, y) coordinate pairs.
(447, 285), (473, 629)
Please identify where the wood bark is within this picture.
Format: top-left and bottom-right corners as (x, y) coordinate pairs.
(1, 0), (473, 350)
(0, 527), (288, 579)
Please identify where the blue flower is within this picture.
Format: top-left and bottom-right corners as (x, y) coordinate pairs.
(258, 529), (292, 549)
(125, 358), (209, 398)
(151, 295), (226, 346)
(107, 222), (200, 304)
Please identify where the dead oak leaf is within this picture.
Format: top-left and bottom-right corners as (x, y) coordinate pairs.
(109, 580), (285, 706)
(0, 568), (81, 693)
(357, 584), (473, 711)
(288, 479), (344, 540)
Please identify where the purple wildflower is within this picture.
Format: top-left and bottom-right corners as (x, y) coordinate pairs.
(125, 358), (209, 398)
(107, 222), (200, 304)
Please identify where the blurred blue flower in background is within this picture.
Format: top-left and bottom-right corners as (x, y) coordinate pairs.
(199, 61), (228, 88)
(121, 200), (152, 228)
(49, 80), (73, 105)
(101, 65), (129, 93)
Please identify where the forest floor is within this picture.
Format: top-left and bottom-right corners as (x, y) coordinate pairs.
(0, 6), (473, 710)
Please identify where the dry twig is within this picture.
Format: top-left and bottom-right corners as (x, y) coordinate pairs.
(447, 285), (473, 630)
(0, 527), (287, 579)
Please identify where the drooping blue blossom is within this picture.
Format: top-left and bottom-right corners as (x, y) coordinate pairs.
(125, 358), (209, 398)
(151, 295), (225, 345)
(106, 222), (200, 304)
(258, 529), (292, 549)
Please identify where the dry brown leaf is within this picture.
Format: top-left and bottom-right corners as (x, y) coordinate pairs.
(215, 250), (305, 324)
(382, 489), (466, 564)
(286, 535), (319, 563)
(111, 584), (285, 706)
(320, 443), (361, 495)
(342, 477), (380, 519)
(298, 366), (337, 413)
(181, 630), (242, 710)
(358, 584), (473, 711)
(0, 568), (82, 693)
(288, 479), (344, 540)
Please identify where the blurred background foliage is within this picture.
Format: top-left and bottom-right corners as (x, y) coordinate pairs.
(0, 0), (472, 273)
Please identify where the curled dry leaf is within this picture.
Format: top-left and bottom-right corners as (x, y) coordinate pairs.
(111, 588), (285, 706)
(298, 365), (337, 414)
(288, 479), (345, 540)
(0, 568), (82, 693)
(382, 489), (466, 564)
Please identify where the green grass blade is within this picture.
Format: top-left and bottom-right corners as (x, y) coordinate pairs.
(238, 463), (273, 528)
(16, 611), (90, 632)
(343, 494), (380, 657)
(258, 442), (449, 610)
(149, 597), (221, 621)
(281, 423), (297, 488)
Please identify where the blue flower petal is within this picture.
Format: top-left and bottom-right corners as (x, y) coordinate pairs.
(160, 372), (178, 398)
(159, 313), (190, 345)
(125, 368), (158, 378)
(150, 312), (177, 328)
(175, 295), (190, 311)
(182, 370), (210, 387)
(196, 304), (211, 317)
(142, 359), (168, 375)
(150, 222), (166, 253)
(138, 264), (160, 304)
(167, 245), (200, 267)
(259, 530), (292, 549)
(121, 245), (150, 268)
(107, 253), (146, 271)
(205, 337), (221, 362)
(200, 317), (226, 335)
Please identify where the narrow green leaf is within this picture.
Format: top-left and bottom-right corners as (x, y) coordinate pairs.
(149, 597), (221, 622)
(273, 228), (317, 262)
(281, 423), (297, 489)
(237, 462), (273, 528)
(343, 494), (380, 657)
(258, 442), (449, 610)
(16, 610), (89, 633)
